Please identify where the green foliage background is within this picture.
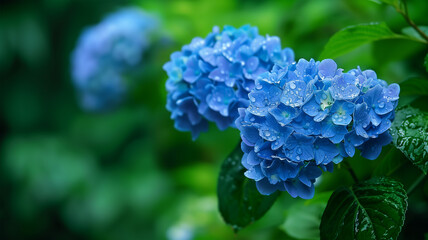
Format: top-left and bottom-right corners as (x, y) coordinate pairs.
(0, 0), (427, 239)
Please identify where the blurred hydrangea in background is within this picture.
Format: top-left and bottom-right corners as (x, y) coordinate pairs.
(71, 7), (158, 112)
(164, 25), (294, 140)
(236, 59), (400, 199)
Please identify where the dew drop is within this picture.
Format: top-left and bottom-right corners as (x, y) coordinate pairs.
(263, 99), (269, 105)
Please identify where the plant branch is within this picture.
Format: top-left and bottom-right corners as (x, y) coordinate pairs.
(395, 3), (428, 43)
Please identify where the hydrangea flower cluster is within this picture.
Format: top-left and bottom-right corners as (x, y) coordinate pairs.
(71, 8), (157, 111)
(236, 59), (400, 199)
(164, 25), (294, 140)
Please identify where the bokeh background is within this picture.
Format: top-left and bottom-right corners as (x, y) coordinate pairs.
(1, 0), (427, 239)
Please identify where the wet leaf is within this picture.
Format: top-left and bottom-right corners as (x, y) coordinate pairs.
(217, 143), (279, 232)
(320, 177), (408, 240)
(390, 106), (428, 174)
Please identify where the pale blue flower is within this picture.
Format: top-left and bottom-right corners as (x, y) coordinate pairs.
(71, 7), (158, 111)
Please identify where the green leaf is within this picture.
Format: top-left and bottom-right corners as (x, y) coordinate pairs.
(390, 106), (428, 174)
(281, 192), (332, 240)
(217, 143), (279, 231)
(320, 177), (408, 240)
(399, 78), (428, 97)
(402, 26), (428, 42)
(320, 22), (408, 59)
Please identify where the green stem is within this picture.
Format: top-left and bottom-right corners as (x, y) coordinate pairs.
(343, 161), (359, 183)
(396, 3), (428, 43)
(407, 174), (426, 196)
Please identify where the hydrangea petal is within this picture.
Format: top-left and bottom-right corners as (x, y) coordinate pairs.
(165, 25), (295, 139)
(235, 58), (399, 199)
(284, 180), (315, 199)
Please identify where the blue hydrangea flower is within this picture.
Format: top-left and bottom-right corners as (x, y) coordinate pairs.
(164, 25), (295, 140)
(236, 58), (400, 199)
(71, 7), (158, 111)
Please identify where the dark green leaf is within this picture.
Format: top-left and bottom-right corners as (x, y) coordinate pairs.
(217, 143), (279, 231)
(399, 78), (428, 97)
(390, 106), (428, 174)
(281, 192), (331, 240)
(320, 177), (408, 240)
(320, 22), (408, 59)
(402, 26), (428, 42)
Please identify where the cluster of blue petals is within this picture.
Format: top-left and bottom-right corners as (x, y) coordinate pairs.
(236, 58), (400, 199)
(71, 8), (157, 111)
(164, 25), (295, 140)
